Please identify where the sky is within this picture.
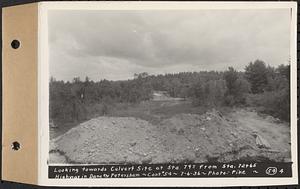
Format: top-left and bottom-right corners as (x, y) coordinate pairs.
(48, 9), (291, 81)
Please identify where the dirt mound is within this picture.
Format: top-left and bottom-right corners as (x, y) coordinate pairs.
(159, 110), (289, 162)
(159, 110), (257, 163)
(51, 117), (165, 164)
(50, 109), (290, 164)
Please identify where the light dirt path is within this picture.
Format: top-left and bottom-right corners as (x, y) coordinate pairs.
(229, 109), (291, 159)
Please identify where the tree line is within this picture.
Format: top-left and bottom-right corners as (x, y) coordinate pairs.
(50, 59), (290, 125)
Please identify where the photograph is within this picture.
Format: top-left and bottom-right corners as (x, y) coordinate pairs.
(48, 8), (291, 165)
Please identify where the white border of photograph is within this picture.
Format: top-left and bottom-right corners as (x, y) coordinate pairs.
(38, 1), (298, 186)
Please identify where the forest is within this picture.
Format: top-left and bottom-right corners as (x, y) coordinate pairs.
(50, 59), (290, 130)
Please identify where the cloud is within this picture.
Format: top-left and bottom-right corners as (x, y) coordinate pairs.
(48, 9), (291, 81)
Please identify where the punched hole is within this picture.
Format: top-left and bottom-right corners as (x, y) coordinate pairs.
(11, 40), (20, 49)
(11, 141), (20, 151)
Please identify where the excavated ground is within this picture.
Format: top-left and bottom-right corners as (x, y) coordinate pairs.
(49, 109), (291, 164)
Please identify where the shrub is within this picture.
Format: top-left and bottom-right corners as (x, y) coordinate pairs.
(247, 88), (290, 121)
(224, 95), (235, 107)
(224, 67), (250, 106)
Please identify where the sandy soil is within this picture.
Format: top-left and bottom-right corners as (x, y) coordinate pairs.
(49, 108), (291, 164)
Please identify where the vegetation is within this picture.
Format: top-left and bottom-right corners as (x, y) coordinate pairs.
(50, 60), (290, 131)
(245, 60), (290, 121)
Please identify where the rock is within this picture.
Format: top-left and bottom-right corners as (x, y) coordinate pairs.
(255, 134), (271, 149)
(142, 156), (152, 164)
(217, 111), (223, 118)
(177, 128), (185, 135)
(130, 141), (137, 147)
(231, 131), (237, 137)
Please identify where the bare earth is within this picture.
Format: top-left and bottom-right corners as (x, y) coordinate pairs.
(49, 106), (290, 164)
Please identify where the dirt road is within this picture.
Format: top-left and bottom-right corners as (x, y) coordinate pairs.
(229, 109), (291, 160)
(49, 108), (291, 164)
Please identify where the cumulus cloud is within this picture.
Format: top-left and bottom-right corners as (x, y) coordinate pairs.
(48, 9), (291, 81)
